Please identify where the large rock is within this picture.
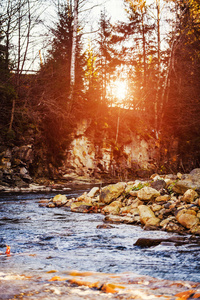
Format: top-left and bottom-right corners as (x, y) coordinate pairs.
(137, 187), (160, 201)
(182, 189), (198, 203)
(190, 168), (200, 178)
(102, 200), (122, 215)
(100, 182), (126, 204)
(173, 168), (200, 194)
(176, 210), (199, 229)
(87, 187), (99, 198)
(138, 205), (160, 226)
(52, 194), (68, 206)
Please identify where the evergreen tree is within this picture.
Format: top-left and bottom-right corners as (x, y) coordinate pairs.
(32, 3), (85, 170)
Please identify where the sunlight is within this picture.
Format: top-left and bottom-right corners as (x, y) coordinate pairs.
(109, 80), (127, 102)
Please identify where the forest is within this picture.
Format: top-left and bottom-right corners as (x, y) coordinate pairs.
(0, 0), (200, 181)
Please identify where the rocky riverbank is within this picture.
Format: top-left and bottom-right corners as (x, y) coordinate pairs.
(44, 168), (200, 236)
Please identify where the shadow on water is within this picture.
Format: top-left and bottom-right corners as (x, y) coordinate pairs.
(0, 187), (200, 282)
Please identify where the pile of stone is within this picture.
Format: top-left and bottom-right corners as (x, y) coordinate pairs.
(46, 168), (200, 235)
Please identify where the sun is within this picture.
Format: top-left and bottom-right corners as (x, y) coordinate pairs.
(109, 80), (127, 102)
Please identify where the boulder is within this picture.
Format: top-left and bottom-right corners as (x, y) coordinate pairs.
(182, 189), (198, 203)
(137, 187), (160, 201)
(134, 236), (191, 248)
(138, 205), (160, 226)
(100, 182), (126, 204)
(190, 168), (200, 178)
(52, 194), (68, 206)
(173, 169), (200, 194)
(102, 200), (122, 215)
(173, 180), (199, 194)
(76, 192), (92, 204)
(176, 210), (199, 229)
(87, 187), (99, 198)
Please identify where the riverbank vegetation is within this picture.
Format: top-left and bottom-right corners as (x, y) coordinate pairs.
(0, 0), (200, 180)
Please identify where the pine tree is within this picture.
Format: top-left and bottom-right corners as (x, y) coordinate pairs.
(33, 3), (85, 169)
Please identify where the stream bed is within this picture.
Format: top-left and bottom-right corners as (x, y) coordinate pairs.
(0, 187), (200, 299)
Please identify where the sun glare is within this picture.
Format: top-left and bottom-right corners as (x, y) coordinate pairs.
(111, 80), (127, 101)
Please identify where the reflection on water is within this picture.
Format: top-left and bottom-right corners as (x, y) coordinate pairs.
(0, 189), (200, 282)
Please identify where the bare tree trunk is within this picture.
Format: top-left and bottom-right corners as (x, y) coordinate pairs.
(141, 13), (146, 87)
(156, 0), (160, 71)
(154, 0), (161, 138)
(70, 0), (78, 99)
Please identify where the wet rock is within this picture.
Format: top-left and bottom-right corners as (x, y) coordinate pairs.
(52, 194), (68, 207)
(134, 236), (192, 248)
(137, 187), (160, 201)
(138, 205), (160, 226)
(104, 215), (139, 224)
(102, 200), (122, 215)
(71, 202), (94, 213)
(100, 182), (126, 204)
(47, 203), (56, 208)
(182, 189), (198, 203)
(96, 224), (114, 229)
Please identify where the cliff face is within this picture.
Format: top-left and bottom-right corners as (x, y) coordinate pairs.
(0, 119), (179, 186)
(61, 119), (176, 181)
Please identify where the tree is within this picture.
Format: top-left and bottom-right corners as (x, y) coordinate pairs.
(1, 0), (44, 134)
(0, 12), (16, 143)
(97, 9), (121, 103)
(32, 2), (85, 169)
(159, 0), (200, 170)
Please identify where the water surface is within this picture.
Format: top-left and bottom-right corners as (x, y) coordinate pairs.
(0, 188), (199, 282)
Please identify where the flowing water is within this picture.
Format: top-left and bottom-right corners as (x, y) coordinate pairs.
(0, 187), (200, 283)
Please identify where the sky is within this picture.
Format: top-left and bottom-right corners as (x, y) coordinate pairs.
(17, 0), (170, 71)
(28, 0), (127, 70)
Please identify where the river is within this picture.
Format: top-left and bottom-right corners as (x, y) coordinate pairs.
(0, 186), (199, 284)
